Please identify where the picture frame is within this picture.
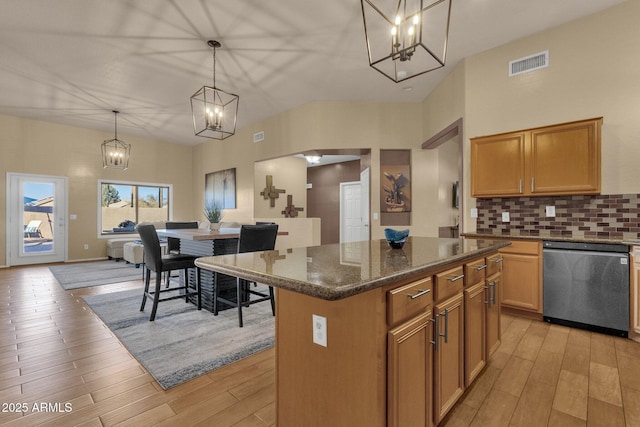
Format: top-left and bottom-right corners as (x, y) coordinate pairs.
(205, 167), (236, 209)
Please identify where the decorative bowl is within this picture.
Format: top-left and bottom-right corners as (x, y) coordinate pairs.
(384, 228), (409, 249)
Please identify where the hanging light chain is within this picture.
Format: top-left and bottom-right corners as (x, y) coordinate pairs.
(212, 44), (216, 89)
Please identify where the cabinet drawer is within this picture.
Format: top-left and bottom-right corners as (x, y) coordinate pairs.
(387, 277), (433, 325)
(435, 266), (464, 303)
(499, 240), (540, 255)
(464, 258), (487, 287)
(486, 253), (503, 276)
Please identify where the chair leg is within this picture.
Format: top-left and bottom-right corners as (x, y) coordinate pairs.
(184, 268), (190, 303)
(196, 268), (202, 310)
(149, 271), (162, 321)
(140, 268), (151, 311)
(213, 272), (219, 316)
(237, 277), (244, 328)
(269, 286), (275, 316)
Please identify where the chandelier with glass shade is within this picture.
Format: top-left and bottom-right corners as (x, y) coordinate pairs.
(102, 110), (130, 170)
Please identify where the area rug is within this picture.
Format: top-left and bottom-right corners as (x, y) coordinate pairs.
(50, 261), (142, 290)
(82, 287), (275, 389)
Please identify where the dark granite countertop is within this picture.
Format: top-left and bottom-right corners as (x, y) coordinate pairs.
(195, 237), (510, 301)
(463, 231), (640, 246)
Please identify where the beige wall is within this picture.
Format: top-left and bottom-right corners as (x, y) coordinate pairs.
(193, 101), (433, 240)
(0, 115), (194, 264)
(420, 1), (640, 233)
(254, 156), (307, 219)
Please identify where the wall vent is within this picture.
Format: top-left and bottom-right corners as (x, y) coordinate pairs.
(253, 131), (265, 143)
(509, 50), (549, 76)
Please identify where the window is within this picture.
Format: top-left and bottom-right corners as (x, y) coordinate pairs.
(99, 180), (172, 236)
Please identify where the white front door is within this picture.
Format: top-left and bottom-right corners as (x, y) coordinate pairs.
(7, 173), (67, 266)
(340, 181), (364, 243)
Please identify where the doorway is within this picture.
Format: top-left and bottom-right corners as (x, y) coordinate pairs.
(7, 173), (68, 265)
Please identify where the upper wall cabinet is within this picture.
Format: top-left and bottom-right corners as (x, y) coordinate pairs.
(471, 117), (602, 198)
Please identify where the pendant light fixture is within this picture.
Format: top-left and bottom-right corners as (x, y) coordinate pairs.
(360, 0), (453, 83)
(102, 110), (130, 170)
(190, 40), (239, 140)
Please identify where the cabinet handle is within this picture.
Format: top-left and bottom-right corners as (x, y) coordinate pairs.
(431, 314), (439, 352)
(494, 257), (503, 264)
(531, 177), (535, 192)
(447, 274), (464, 282)
(474, 264), (487, 271)
(492, 281), (497, 305)
(408, 288), (431, 300)
(484, 285), (492, 308)
(442, 308), (449, 344)
(519, 179), (522, 193)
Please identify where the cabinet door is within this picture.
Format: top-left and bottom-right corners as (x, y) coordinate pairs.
(434, 293), (464, 424)
(486, 273), (502, 358)
(500, 252), (541, 313)
(471, 132), (525, 197)
(464, 282), (486, 386)
(388, 312), (433, 427)
(529, 118), (601, 195)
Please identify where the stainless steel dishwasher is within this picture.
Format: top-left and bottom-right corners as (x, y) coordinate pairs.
(543, 240), (629, 337)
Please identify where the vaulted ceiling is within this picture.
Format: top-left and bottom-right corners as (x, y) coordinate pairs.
(0, 0), (626, 145)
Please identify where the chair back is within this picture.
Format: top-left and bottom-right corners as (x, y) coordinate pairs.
(237, 224), (278, 254)
(137, 224), (162, 272)
(166, 221), (199, 253)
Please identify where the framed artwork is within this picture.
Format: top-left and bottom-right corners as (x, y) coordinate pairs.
(380, 165), (411, 212)
(205, 167), (236, 209)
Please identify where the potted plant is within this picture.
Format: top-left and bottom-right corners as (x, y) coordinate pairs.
(204, 201), (222, 231)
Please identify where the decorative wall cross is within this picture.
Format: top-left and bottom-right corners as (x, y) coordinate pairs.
(282, 194), (304, 218)
(260, 175), (286, 207)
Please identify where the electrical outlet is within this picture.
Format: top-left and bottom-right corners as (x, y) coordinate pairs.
(545, 206), (556, 217)
(502, 212), (510, 222)
(470, 208), (478, 218)
(312, 314), (327, 347)
(83, 244), (89, 250)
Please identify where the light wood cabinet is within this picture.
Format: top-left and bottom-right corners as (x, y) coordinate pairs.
(434, 293), (464, 424)
(486, 272), (501, 358)
(471, 117), (602, 198)
(464, 282), (486, 386)
(387, 277), (434, 427)
(499, 240), (542, 315)
(631, 247), (640, 341)
(388, 313), (434, 427)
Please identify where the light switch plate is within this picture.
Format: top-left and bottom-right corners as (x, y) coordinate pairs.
(545, 206), (556, 217)
(470, 208), (478, 218)
(502, 212), (510, 222)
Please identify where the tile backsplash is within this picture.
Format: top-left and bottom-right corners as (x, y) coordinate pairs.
(476, 194), (640, 241)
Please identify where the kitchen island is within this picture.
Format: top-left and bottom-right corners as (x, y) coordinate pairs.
(195, 236), (510, 426)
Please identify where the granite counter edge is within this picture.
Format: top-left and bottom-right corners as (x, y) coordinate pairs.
(463, 232), (640, 246)
(195, 241), (510, 301)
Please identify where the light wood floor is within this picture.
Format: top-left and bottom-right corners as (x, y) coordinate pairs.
(1, 265), (640, 426)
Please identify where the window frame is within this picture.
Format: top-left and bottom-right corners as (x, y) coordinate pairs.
(97, 179), (173, 239)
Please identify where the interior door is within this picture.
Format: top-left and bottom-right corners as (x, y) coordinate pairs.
(360, 168), (370, 241)
(7, 173), (67, 265)
(340, 181), (364, 243)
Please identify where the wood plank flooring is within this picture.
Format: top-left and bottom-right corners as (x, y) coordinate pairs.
(1, 264), (640, 426)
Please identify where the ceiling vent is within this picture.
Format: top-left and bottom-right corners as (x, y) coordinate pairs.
(509, 50), (549, 76)
(253, 131), (265, 143)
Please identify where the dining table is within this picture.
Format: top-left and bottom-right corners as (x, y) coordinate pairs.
(155, 227), (287, 313)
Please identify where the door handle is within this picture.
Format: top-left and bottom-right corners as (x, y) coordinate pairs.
(442, 308), (449, 344)
(492, 281), (497, 305)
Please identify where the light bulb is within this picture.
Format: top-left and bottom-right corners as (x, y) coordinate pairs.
(413, 14), (420, 25)
(395, 15), (401, 25)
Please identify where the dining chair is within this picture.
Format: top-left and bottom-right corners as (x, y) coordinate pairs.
(213, 223), (278, 327)
(164, 221), (199, 287)
(137, 224), (201, 321)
